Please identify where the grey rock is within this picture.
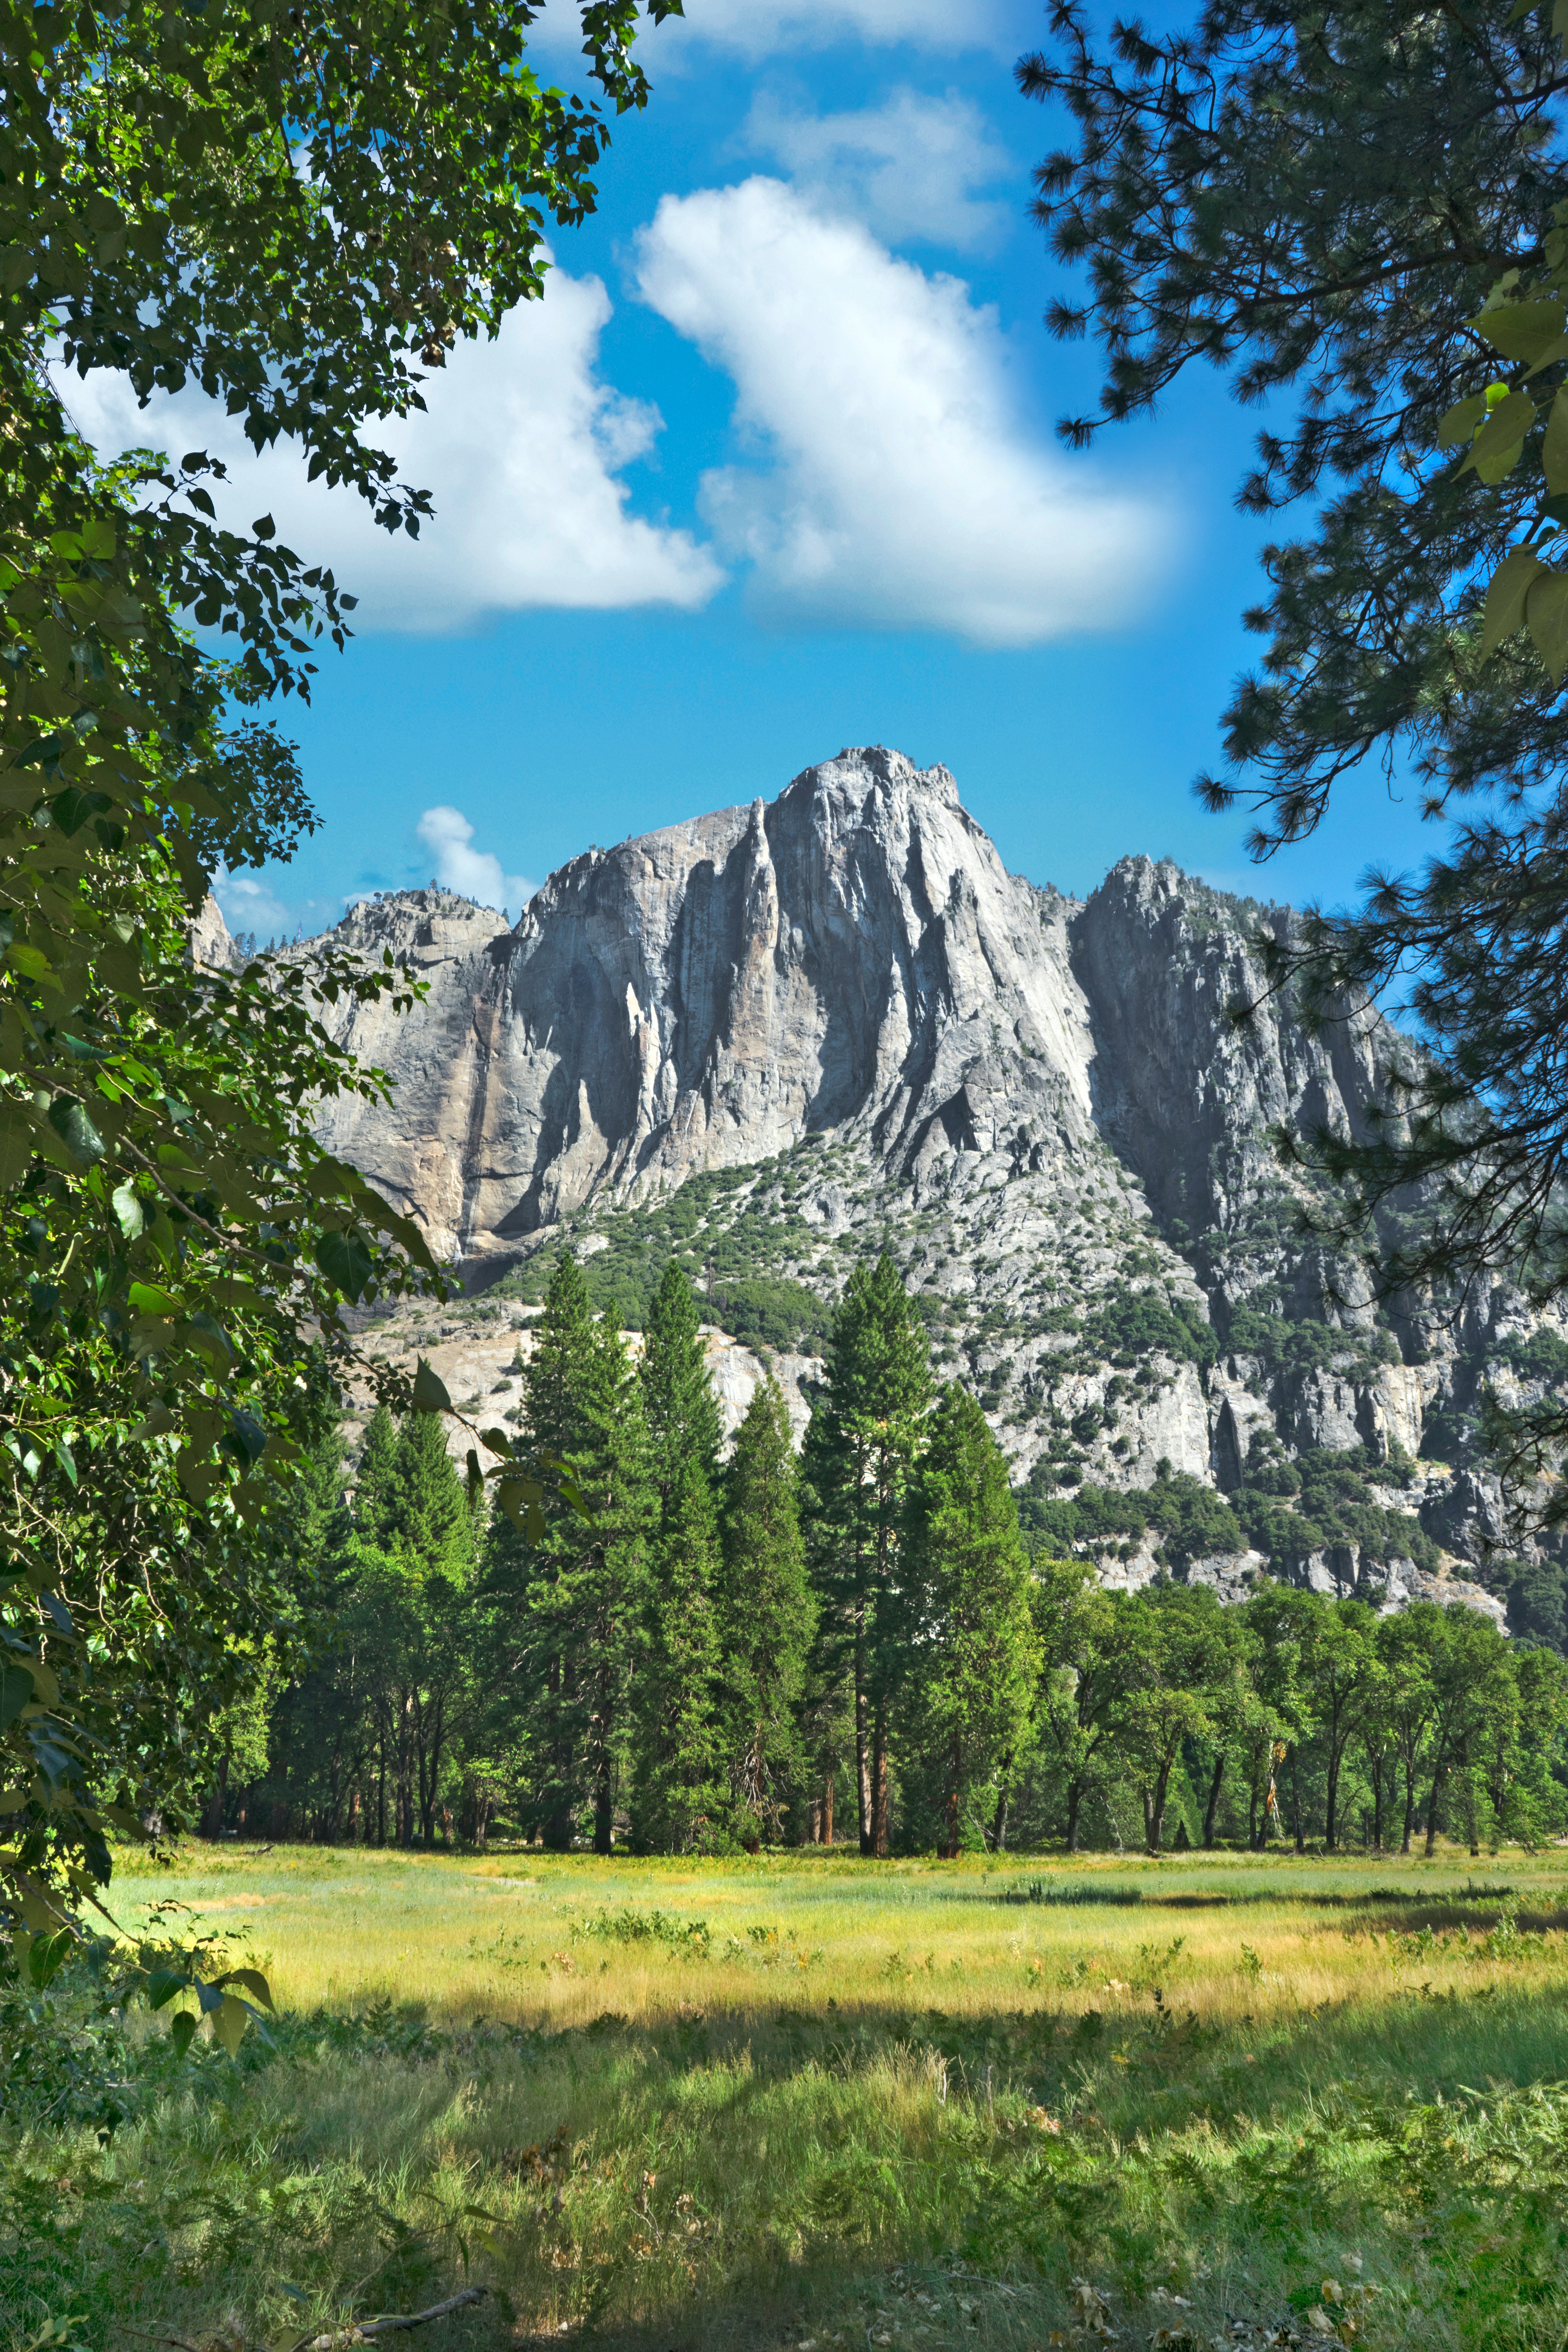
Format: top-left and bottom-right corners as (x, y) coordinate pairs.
(247, 744), (1564, 1597)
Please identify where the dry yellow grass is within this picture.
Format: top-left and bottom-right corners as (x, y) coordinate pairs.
(20, 1840), (1568, 2352)
(110, 1837), (1568, 2033)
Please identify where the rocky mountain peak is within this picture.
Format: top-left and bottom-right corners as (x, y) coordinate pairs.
(248, 746), (1565, 1613)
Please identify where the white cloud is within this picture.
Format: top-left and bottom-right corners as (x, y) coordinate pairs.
(416, 807), (535, 916)
(632, 178), (1169, 647)
(526, 0), (1011, 65)
(55, 265), (723, 633)
(655, 0), (1008, 56)
(212, 867), (294, 941)
(741, 86), (1013, 250)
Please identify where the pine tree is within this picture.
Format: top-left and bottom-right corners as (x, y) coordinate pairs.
(340, 1405), (477, 1847)
(388, 1411), (474, 1581)
(632, 1454), (727, 1852)
(630, 1261), (729, 1848)
(354, 1404), (401, 1551)
(641, 1263), (722, 1514)
(904, 1386), (1039, 1857)
(802, 1252), (932, 1856)
(515, 1250), (652, 1852)
(720, 1376), (814, 1844)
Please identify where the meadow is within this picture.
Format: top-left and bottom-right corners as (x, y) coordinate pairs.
(11, 1843), (1568, 2352)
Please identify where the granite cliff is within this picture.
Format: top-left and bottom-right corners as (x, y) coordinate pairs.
(215, 747), (1567, 1619)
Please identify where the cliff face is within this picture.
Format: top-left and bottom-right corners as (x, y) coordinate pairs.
(229, 745), (1559, 1595)
(302, 749), (1103, 1262)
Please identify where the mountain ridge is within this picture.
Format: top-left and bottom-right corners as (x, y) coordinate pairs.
(204, 746), (1568, 1617)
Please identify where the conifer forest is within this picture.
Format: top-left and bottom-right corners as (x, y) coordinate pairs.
(237, 1256), (1568, 1863)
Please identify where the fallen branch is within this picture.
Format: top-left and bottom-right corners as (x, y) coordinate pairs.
(278, 2287), (489, 2352)
(358, 2288), (488, 2337)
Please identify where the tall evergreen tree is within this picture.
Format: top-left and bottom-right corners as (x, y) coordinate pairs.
(514, 1251), (652, 1852)
(354, 1405), (402, 1551)
(802, 1253), (932, 1855)
(632, 1454), (728, 1852)
(904, 1387), (1039, 1858)
(642, 1263), (723, 1512)
(632, 1263), (728, 1849)
(721, 1376), (815, 1844)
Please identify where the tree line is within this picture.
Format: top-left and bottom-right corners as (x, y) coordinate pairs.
(227, 1255), (1568, 1858)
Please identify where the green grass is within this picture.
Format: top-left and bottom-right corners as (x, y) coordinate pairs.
(11, 1845), (1568, 2352)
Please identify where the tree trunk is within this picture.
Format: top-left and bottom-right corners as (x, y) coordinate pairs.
(1065, 1778), (1082, 1854)
(1424, 1760), (1445, 1857)
(593, 1762), (614, 1855)
(872, 1703), (890, 1858)
(942, 1730), (962, 1859)
(202, 1753), (229, 1841)
(808, 1797), (821, 1845)
(1401, 1757), (1416, 1855)
(1203, 1752), (1225, 1849)
(823, 1774), (834, 1847)
(989, 1782), (1010, 1854)
(855, 1606), (872, 1855)
(1290, 1748), (1305, 1853)
(1325, 1745), (1341, 1851)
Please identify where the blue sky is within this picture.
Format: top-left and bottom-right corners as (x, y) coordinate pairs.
(80, 0), (1437, 940)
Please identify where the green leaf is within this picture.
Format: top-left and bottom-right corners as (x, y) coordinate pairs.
(1438, 394), (1488, 448)
(127, 1403), (177, 1441)
(145, 1966), (184, 2011)
(49, 785), (112, 837)
(182, 1312), (233, 1372)
(0, 1099), (36, 1191)
(46, 1094), (105, 1165)
(169, 2010), (198, 2056)
(1480, 544), (1548, 659)
(1462, 387), (1537, 480)
(223, 1408), (267, 1466)
(1470, 300), (1568, 367)
(127, 1281), (181, 1317)
(497, 1477), (545, 1541)
(111, 1181), (145, 1238)
(479, 1426), (513, 1457)
(314, 1227), (374, 1301)
(412, 1356), (454, 1415)
(0, 1663), (35, 1732)
(213, 1964), (274, 2009)
(29, 1926), (73, 1988)
(213, 1992), (249, 2056)
(1543, 389), (1568, 493)
(1528, 568), (1568, 683)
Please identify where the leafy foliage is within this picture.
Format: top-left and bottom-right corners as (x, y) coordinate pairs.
(0, 0), (680, 1981)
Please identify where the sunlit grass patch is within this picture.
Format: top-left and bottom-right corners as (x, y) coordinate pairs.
(12, 1843), (1568, 2352)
